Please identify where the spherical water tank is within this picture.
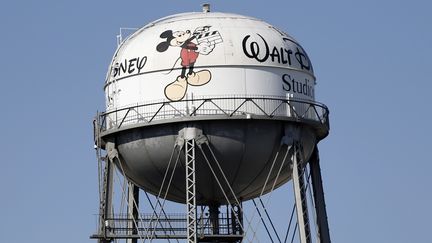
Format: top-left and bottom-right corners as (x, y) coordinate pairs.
(99, 10), (329, 204)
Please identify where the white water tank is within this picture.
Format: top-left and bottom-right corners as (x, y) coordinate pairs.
(98, 10), (329, 204)
(105, 11), (315, 108)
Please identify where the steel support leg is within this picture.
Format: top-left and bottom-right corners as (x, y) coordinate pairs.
(98, 142), (127, 243)
(127, 183), (140, 243)
(309, 147), (331, 243)
(98, 150), (114, 243)
(292, 144), (311, 243)
(185, 134), (197, 243)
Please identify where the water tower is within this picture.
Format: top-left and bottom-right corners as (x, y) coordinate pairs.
(92, 4), (331, 243)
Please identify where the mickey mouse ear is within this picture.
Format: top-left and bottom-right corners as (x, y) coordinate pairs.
(156, 42), (169, 52)
(160, 30), (173, 38)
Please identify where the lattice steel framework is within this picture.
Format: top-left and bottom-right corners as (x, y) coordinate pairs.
(185, 138), (197, 243)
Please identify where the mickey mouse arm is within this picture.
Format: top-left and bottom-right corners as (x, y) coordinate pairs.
(180, 36), (197, 49)
(184, 45), (198, 50)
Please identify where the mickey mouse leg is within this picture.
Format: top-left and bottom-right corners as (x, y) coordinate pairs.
(187, 65), (212, 86)
(164, 69), (188, 101)
(181, 66), (187, 79)
(187, 64), (195, 76)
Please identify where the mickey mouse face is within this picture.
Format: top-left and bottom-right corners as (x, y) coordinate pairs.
(156, 29), (192, 52)
(170, 30), (191, 46)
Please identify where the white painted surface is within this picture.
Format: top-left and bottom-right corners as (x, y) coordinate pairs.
(105, 12), (316, 114)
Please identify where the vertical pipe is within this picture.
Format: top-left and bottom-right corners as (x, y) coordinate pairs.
(127, 183), (139, 243)
(209, 204), (220, 235)
(226, 205), (230, 235)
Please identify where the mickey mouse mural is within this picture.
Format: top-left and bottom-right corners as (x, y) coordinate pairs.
(156, 26), (223, 101)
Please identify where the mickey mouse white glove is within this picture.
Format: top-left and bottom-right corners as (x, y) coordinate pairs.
(196, 41), (215, 55)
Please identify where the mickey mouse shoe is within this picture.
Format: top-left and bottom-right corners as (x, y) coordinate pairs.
(186, 70), (211, 86)
(164, 76), (188, 101)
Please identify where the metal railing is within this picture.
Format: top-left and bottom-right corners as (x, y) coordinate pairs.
(95, 96), (329, 134)
(92, 213), (243, 239)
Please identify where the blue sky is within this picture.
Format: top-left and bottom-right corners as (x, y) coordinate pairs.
(1, 0), (431, 242)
